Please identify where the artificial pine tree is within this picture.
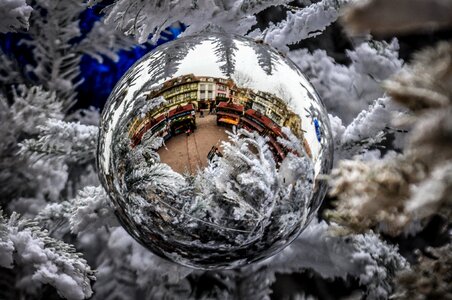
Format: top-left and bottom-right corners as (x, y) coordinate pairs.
(0, 0), (450, 299)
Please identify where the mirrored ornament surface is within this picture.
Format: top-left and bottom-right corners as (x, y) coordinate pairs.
(97, 33), (333, 269)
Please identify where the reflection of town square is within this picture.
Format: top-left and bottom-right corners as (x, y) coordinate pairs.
(158, 114), (228, 174)
(128, 73), (312, 174)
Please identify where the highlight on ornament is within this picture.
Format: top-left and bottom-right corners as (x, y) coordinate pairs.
(97, 33), (333, 269)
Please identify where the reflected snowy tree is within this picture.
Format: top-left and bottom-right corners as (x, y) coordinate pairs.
(191, 129), (279, 239)
(213, 37), (238, 77)
(274, 83), (296, 109)
(100, 65), (145, 158)
(251, 42), (280, 75)
(146, 36), (206, 84)
(107, 124), (315, 267)
(187, 128), (314, 246)
(231, 71), (254, 88)
(133, 96), (166, 121)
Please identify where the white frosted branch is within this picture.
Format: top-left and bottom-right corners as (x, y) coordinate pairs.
(264, 0), (350, 51)
(0, 0), (33, 33)
(75, 20), (136, 63)
(37, 186), (116, 235)
(289, 39), (403, 123)
(69, 186), (117, 234)
(102, 0), (290, 43)
(1, 212), (95, 300)
(342, 97), (392, 144)
(257, 220), (407, 300)
(19, 119), (98, 164)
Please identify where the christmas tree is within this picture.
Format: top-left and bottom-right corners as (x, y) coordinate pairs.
(0, 0), (450, 299)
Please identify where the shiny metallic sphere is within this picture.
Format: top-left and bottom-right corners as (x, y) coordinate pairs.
(98, 33), (333, 269)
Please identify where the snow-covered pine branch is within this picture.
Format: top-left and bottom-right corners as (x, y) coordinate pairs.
(74, 20), (135, 63)
(37, 186), (116, 235)
(327, 40), (452, 236)
(36, 185), (192, 299)
(22, 0), (86, 110)
(262, 0), (350, 51)
(0, 85), (63, 154)
(0, 50), (23, 85)
(341, 97), (397, 145)
(10, 85), (64, 135)
(66, 106), (101, 127)
(20, 0), (136, 111)
(0, 211), (95, 300)
(335, 96), (406, 160)
(0, 86), (67, 202)
(241, 220), (407, 300)
(19, 119), (98, 164)
(0, 0), (33, 33)
(93, 0), (351, 50)
(92, 227), (193, 300)
(95, 0), (291, 44)
(289, 39), (403, 124)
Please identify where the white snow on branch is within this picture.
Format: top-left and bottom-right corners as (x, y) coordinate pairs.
(19, 119), (98, 164)
(342, 97), (395, 144)
(0, 212), (95, 300)
(75, 20), (136, 63)
(259, 220), (407, 300)
(37, 186), (116, 235)
(21, 1), (137, 111)
(22, 0), (86, 110)
(0, 86), (69, 204)
(336, 96), (406, 159)
(69, 186), (117, 234)
(99, 0), (290, 43)
(289, 39), (403, 124)
(0, 0), (33, 33)
(328, 113), (346, 149)
(9, 85), (64, 135)
(93, 227), (193, 299)
(264, 0), (350, 51)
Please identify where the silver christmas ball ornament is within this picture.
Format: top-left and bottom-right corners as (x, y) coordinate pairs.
(97, 33), (333, 269)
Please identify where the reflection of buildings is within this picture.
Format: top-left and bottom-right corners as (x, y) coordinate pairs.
(148, 74), (233, 109)
(131, 114), (167, 147)
(167, 103), (196, 135)
(251, 91), (304, 137)
(216, 102), (243, 126)
(242, 109), (285, 160)
(215, 104), (305, 161)
(198, 77), (231, 107)
(128, 74), (311, 159)
(130, 104), (195, 147)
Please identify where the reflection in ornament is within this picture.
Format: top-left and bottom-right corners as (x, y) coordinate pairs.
(97, 33), (333, 269)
